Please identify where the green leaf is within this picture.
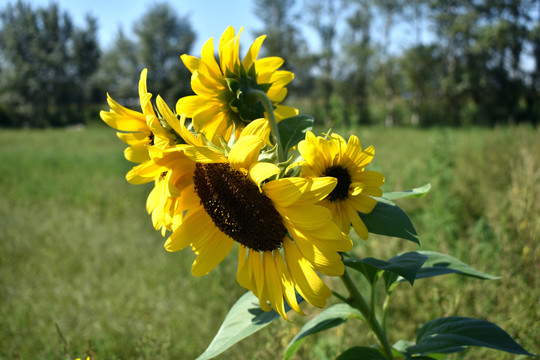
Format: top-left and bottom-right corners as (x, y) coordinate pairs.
(382, 183), (431, 201)
(196, 291), (302, 360)
(284, 304), (364, 360)
(344, 252), (428, 286)
(277, 115), (314, 152)
(407, 316), (535, 357)
(335, 347), (387, 359)
(414, 251), (499, 280)
(358, 198), (419, 244)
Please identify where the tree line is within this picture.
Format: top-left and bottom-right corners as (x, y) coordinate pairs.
(0, 0), (538, 128)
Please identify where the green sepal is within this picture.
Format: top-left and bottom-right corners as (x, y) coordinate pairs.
(276, 115), (314, 153)
(257, 82), (272, 93)
(196, 291), (303, 360)
(257, 143), (278, 164)
(344, 252), (428, 287)
(283, 304), (365, 360)
(359, 197), (419, 244)
(335, 346), (387, 359)
(406, 317), (535, 357)
(217, 136), (231, 155)
(383, 183), (431, 201)
(225, 77), (240, 95)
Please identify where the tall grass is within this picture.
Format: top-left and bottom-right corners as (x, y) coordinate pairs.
(0, 124), (538, 359)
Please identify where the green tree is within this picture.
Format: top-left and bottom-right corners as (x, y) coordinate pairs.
(338, 0), (374, 127)
(0, 1), (100, 127)
(373, 0), (405, 126)
(429, 0), (537, 125)
(305, 0), (342, 127)
(133, 2), (195, 104)
(400, 44), (446, 126)
(95, 27), (140, 101)
(70, 14), (101, 117)
(252, 0), (315, 99)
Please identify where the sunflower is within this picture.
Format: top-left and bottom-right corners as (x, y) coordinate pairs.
(176, 26), (298, 143)
(100, 69), (190, 233)
(162, 133), (352, 319)
(297, 131), (385, 240)
(100, 68), (179, 164)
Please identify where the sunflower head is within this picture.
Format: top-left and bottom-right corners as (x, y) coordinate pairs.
(298, 131), (385, 239)
(177, 26), (298, 142)
(162, 130), (352, 320)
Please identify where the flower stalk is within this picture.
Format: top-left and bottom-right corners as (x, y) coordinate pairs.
(341, 268), (394, 360)
(247, 89), (286, 163)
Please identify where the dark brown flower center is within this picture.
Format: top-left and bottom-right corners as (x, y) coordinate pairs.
(323, 165), (351, 202)
(193, 162), (287, 252)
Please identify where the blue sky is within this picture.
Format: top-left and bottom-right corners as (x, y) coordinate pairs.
(26, 0), (436, 56)
(29, 0), (265, 53)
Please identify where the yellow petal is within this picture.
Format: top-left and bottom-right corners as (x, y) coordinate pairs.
(250, 250), (271, 311)
(286, 223), (345, 276)
(249, 162), (281, 188)
(165, 208), (209, 252)
(281, 204), (332, 230)
(191, 70), (225, 97)
(124, 144), (150, 164)
(255, 56), (284, 81)
(268, 87), (287, 103)
(240, 118), (270, 140)
(328, 202), (352, 234)
(229, 135), (264, 169)
(350, 194), (378, 214)
(274, 252), (304, 315)
(178, 183), (201, 210)
(156, 95), (183, 136)
(180, 54), (200, 74)
(192, 104), (229, 141)
(274, 105), (298, 120)
(345, 203), (369, 239)
(116, 131), (148, 145)
(191, 231), (234, 277)
(100, 109), (147, 132)
(219, 29), (238, 74)
(264, 251), (288, 320)
(352, 145), (375, 168)
(183, 145), (226, 163)
(355, 171), (385, 187)
(291, 214), (352, 252)
(243, 35), (266, 69)
(283, 238), (331, 308)
(201, 37), (222, 77)
(126, 160), (163, 184)
(264, 178), (307, 207)
(176, 95), (208, 117)
(269, 70), (294, 86)
(177, 115), (203, 146)
(237, 245), (250, 289)
(219, 26), (236, 72)
(298, 132), (327, 174)
(138, 68), (148, 99)
(297, 177), (337, 204)
(139, 91), (155, 117)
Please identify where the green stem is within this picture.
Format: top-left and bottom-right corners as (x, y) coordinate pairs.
(341, 268), (394, 360)
(248, 89), (285, 163)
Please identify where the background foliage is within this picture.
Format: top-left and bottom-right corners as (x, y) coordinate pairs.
(0, 124), (538, 359)
(0, 0), (539, 127)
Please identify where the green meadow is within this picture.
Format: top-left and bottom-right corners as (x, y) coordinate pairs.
(1, 124), (538, 359)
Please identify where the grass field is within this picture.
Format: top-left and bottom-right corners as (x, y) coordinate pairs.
(1, 123), (538, 359)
